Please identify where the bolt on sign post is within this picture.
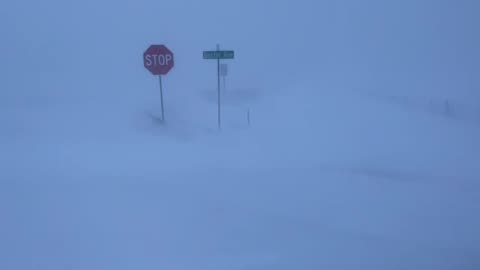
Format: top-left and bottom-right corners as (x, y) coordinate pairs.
(203, 45), (235, 129)
(143, 45), (174, 122)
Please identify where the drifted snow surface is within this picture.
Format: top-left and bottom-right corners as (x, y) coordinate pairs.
(2, 1), (480, 269)
(1, 83), (480, 270)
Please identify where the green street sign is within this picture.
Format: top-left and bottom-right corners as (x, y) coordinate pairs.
(203, 50), (235, 59)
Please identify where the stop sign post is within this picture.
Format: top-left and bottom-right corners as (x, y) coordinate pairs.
(143, 45), (174, 122)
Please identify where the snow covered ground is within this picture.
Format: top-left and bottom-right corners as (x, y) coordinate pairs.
(1, 0), (480, 269)
(2, 83), (480, 269)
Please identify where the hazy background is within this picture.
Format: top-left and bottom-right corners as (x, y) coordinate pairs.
(1, 0), (480, 269)
(1, 0), (479, 100)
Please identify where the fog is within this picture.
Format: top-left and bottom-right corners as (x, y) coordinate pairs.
(2, 0), (479, 97)
(1, 0), (479, 269)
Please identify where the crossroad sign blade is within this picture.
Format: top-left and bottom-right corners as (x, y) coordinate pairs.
(203, 50), (234, 59)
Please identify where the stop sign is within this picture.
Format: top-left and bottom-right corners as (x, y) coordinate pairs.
(143, 45), (174, 75)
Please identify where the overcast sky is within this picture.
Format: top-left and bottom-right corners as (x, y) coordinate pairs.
(1, 0), (479, 103)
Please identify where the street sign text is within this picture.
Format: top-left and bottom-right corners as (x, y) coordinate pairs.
(203, 50), (235, 59)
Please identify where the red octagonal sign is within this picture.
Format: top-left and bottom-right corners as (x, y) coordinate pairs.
(143, 45), (174, 75)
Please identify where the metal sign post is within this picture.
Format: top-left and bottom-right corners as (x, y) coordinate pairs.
(159, 75), (164, 121)
(217, 44), (221, 129)
(203, 45), (235, 129)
